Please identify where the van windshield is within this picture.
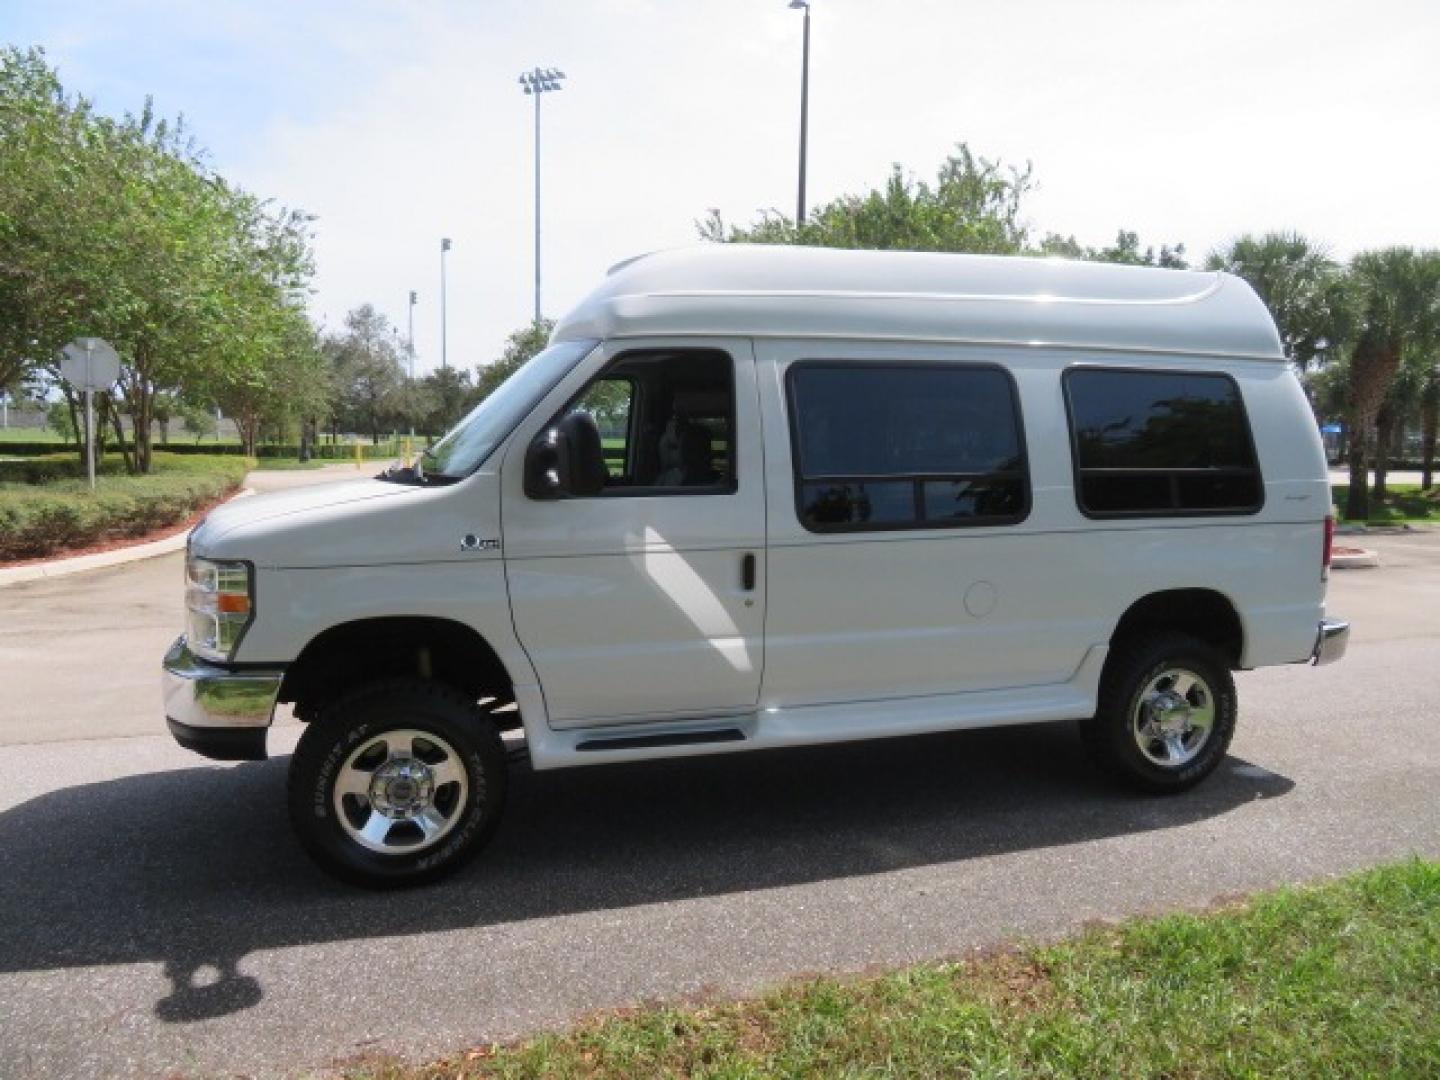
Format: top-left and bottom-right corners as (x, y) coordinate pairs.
(422, 338), (598, 479)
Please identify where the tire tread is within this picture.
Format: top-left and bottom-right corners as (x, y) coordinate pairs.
(1081, 632), (1236, 794)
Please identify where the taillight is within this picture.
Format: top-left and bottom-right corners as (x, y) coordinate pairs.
(1322, 515), (1335, 579)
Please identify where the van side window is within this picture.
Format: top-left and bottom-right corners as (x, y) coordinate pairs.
(787, 363), (1030, 532)
(563, 348), (735, 495)
(1064, 368), (1263, 516)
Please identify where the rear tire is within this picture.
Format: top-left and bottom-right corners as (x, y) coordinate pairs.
(1081, 633), (1236, 794)
(287, 679), (507, 888)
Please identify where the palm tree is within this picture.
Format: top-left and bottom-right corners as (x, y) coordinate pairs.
(1373, 356), (1426, 501)
(1421, 362), (1439, 491)
(1206, 232), (1345, 370)
(1342, 249), (1440, 521)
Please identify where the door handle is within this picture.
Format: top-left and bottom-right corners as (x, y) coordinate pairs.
(741, 552), (756, 591)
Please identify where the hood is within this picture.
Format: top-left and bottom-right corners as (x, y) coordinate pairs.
(189, 472), (502, 570)
(193, 479), (415, 546)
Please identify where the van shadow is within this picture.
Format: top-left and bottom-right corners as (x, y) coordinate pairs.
(0, 723), (1291, 1023)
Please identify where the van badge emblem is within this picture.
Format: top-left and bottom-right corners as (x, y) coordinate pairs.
(460, 535), (501, 552)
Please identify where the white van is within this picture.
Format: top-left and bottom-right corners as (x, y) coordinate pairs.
(163, 245), (1348, 886)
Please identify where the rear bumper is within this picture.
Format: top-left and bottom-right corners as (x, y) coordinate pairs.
(162, 637), (283, 760)
(1311, 618), (1350, 667)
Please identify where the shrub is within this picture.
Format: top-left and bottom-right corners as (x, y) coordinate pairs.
(0, 454), (252, 560)
(0, 439), (415, 459)
(0, 451), (248, 484)
(0, 453), (130, 484)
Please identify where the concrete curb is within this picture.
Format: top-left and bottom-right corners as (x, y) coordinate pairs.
(0, 488), (254, 588)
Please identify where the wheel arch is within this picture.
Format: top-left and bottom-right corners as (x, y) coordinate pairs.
(278, 616), (517, 723)
(1109, 588), (1245, 669)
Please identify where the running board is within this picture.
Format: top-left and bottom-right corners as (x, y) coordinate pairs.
(575, 727), (747, 752)
(523, 645), (1110, 771)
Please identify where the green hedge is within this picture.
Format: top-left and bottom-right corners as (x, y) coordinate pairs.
(0, 453), (132, 484)
(0, 451), (256, 485)
(0, 453), (252, 561)
(0, 439), (417, 459)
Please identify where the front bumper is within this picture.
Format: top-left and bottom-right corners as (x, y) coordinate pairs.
(162, 637), (284, 760)
(1311, 618), (1350, 667)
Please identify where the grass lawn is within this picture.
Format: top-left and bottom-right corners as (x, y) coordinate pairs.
(1332, 483), (1440, 525)
(0, 426), (65, 442)
(356, 859), (1440, 1079)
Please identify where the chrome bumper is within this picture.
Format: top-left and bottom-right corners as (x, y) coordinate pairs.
(1311, 618), (1350, 666)
(163, 637), (283, 760)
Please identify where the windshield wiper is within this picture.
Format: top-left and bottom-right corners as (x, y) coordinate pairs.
(375, 460), (423, 485)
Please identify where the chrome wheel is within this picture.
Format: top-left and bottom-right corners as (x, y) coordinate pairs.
(333, 728), (469, 854)
(1131, 668), (1215, 769)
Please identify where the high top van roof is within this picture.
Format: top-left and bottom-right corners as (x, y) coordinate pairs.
(551, 245), (1285, 361)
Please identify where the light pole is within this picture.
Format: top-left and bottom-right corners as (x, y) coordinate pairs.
(407, 289), (417, 381)
(518, 66), (565, 324)
(439, 238), (451, 371)
(789, 0), (811, 225)
(406, 289), (417, 443)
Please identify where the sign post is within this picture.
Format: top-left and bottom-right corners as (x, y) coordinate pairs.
(59, 338), (121, 491)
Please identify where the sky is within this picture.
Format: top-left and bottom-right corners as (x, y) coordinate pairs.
(4, 0), (1438, 375)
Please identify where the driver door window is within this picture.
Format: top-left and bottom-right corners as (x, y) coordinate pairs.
(562, 349), (736, 495)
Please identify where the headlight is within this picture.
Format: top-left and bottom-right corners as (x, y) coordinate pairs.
(185, 556), (254, 662)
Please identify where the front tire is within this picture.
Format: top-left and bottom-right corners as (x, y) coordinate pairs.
(287, 679), (507, 888)
(1081, 633), (1236, 794)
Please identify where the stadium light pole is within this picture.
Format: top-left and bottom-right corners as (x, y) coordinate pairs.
(407, 290), (418, 441)
(439, 239), (451, 371)
(789, 0), (811, 225)
(518, 66), (565, 324)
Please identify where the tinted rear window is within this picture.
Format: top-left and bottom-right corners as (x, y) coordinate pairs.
(788, 364), (1029, 532)
(1065, 368), (1263, 516)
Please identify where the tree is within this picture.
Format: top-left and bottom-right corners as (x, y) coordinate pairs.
(1341, 248), (1440, 520)
(212, 303), (328, 455)
(0, 46), (316, 473)
(699, 144), (1034, 254)
(178, 394), (217, 443)
(1041, 229), (1188, 269)
(46, 399), (75, 443)
(326, 305), (405, 443)
(0, 47), (70, 392)
(701, 143), (1187, 271)
(475, 319), (555, 400)
(1206, 233), (1345, 370)
(1420, 362), (1439, 491)
(414, 367), (476, 435)
(1372, 353), (1428, 500)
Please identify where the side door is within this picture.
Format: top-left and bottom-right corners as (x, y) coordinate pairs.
(501, 338), (766, 727)
(756, 341), (1079, 708)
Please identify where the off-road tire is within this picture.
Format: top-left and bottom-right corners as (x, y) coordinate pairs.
(287, 679), (507, 888)
(1081, 633), (1236, 794)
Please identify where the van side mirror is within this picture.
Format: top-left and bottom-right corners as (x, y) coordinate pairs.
(524, 409), (607, 499)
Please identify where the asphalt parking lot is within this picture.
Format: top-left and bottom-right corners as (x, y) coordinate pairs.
(0, 522), (1436, 1078)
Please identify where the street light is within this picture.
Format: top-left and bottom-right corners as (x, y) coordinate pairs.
(439, 238), (452, 371)
(518, 66), (566, 324)
(407, 289), (418, 442)
(789, 0), (812, 225)
(407, 289), (418, 381)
